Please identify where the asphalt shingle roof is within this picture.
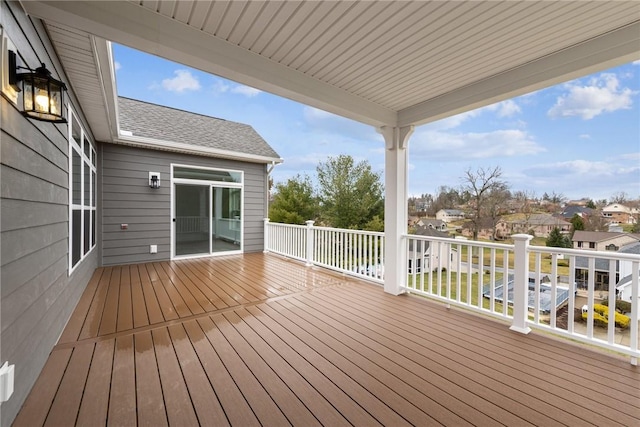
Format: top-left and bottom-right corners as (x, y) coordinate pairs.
(118, 97), (281, 161)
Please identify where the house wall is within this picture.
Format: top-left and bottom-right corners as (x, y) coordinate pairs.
(0, 2), (98, 425)
(100, 143), (268, 265)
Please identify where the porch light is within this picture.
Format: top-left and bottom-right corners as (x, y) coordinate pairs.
(149, 172), (161, 189)
(12, 55), (67, 123)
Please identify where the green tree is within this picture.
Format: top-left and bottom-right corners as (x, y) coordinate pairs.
(546, 227), (571, 248)
(586, 199), (596, 209)
(570, 214), (585, 238)
(316, 155), (384, 230)
(269, 174), (318, 224)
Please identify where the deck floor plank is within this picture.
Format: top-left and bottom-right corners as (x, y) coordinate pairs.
(167, 324), (230, 426)
(108, 335), (137, 426)
(338, 283), (640, 420)
(43, 344), (94, 426)
(116, 265), (134, 332)
(15, 254), (640, 427)
(78, 267), (112, 340)
(210, 313), (321, 426)
(152, 327), (200, 426)
(129, 264), (150, 329)
(58, 268), (104, 344)
(98, 266), (121, 336)
(273, 297), (492, 426)
(76, 340), (115, 426)
(134, 331), (168, 427)
(181, 319), (261, 427)
(223, 309), (356, 427)
(293, 288), (564, 426)
(138, 263), (166, 325)
(12, 348), (73, 427)
(194, 317), (291, 426)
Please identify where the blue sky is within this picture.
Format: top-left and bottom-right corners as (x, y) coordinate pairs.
(113, 44), (640, 202)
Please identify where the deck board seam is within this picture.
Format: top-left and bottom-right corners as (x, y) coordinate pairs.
(51, 281), (350, 351)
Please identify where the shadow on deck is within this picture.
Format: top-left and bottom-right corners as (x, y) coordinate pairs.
(14, 253), (640, 426)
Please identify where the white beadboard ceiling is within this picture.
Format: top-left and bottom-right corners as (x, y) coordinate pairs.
(24, 1), (640, 142)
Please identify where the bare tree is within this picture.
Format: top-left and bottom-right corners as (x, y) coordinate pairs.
(513, 190), (537, 233)
(610, 191), (629, 204)
(485, 184), (511, 240)
(461, 166), (508, 240)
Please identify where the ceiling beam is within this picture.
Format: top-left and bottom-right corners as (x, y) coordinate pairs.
(23, 1), (397, 127)
(398, 22), (640, 127)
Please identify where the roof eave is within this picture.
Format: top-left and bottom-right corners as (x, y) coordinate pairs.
(113, 134), (283, 165)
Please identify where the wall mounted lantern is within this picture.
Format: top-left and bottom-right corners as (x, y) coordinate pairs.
(149, 172), (161, 189)
(9, 50), (67, 123)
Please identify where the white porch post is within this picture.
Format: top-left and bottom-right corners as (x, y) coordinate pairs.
(378, 125), (414, 295)
(263, 218), (270, 253)
(511, 234), (532, 334)
(305, 220), (315, 266)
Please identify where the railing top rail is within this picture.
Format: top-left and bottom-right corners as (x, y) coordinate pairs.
(403, 234), (513, 250)
(312, 225), (384, 237)
(267, 222), (307, 230)
(528, 244), (640, 261)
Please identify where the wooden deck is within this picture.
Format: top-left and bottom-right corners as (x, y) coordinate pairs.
(14, 253), (640, 426)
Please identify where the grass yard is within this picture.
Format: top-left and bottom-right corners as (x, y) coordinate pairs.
(407, 270), (513, 315)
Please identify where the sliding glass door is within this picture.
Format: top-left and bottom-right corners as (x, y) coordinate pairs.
(173, 165), (243, 258)
(212, 187), (242, 253)
(175, 184), (210, 256)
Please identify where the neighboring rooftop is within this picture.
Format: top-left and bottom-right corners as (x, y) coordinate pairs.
(117, 97), (282, 162)
(572, 231), (640, 243)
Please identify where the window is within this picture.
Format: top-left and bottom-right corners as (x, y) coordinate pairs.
(589, 242), (596, 249)
(577, 241), (583, 248)
(605, 244), (619, 251)
(69, 107), (96, 272)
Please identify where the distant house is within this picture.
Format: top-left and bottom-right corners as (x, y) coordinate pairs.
(436, 209), (465, 223)
(560, 205), (593, 220)
(416, 218), (447, 232)
(496, 213), (571, 238)
(572, 231), (640, 251)
(408, 226), (455, 272)
(573, 236), (640, 291)
(602, 203), (638, 225)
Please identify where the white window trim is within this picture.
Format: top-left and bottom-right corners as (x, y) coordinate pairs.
(68, 106), (97, 274)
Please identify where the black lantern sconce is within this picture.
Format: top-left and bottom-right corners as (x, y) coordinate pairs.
(149, 172), (161, 189)
(8, 50), (67, 123)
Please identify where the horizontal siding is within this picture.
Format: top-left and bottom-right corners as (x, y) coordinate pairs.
(0, 3), (98, 425)
(101, 144), (268, 265)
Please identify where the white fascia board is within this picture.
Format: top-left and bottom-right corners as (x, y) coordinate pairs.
(22, 0), (396, 128)
(398, 22), (640, 127)
(115, 134), (284, 165)
(91, 36), (119, 140)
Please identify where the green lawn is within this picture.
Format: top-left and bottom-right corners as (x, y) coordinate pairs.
(407, 270), (512, 315)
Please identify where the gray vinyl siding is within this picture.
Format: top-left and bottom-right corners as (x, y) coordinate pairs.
(101, 143), (268, 266)
(0, 2), (98, 425)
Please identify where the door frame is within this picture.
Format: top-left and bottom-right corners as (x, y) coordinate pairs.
(170, 163), (244, 259)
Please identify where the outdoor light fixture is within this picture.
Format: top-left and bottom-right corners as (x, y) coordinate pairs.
(9, 51), (67, 123)
(149, 172), (161, 189)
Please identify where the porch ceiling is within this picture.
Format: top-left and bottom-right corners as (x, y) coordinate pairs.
(24, 1), (640, 140)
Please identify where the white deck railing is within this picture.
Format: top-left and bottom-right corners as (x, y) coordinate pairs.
(265, 221), (640, 363)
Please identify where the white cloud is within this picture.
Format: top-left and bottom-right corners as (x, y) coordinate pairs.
(302, 106), (379, 141)
(231, 85), (262, 97)
(410, 128), (544, 161)
(161, 69), (201, 93)
(633, 60), (640, 66)
(547, 73), (636, 120)
(114, 61), (121, 71)
(212, 80), (230, 93)
(483, 99), (522, 118)
(579, 134), (591, 139)
(423, 109), (481, 131)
